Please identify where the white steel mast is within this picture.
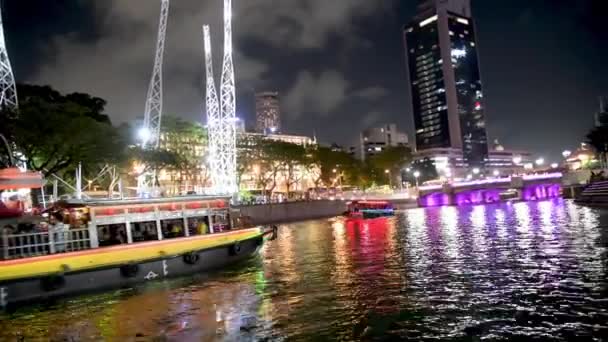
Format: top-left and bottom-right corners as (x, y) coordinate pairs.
(0, 4), (17, 110)
(138, 0), (169, 196)
(142, 0), (169, 149)
(203, 25), (221, 193)
(218, 0), (237, 194)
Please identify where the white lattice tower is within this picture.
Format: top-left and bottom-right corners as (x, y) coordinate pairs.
(0, 4), (17, 110)
(203, 25), (221, 192)
(138, 0), (169, 196)
(218, 0), (237, 194)
(142, 0), (169, 149)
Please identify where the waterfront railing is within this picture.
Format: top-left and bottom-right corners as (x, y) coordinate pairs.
(1, 228), (91, 260)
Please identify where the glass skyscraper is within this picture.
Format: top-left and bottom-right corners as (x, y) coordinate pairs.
(404, 0), (488, 170)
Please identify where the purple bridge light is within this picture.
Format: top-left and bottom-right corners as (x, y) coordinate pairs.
(418, 172), (563, 207)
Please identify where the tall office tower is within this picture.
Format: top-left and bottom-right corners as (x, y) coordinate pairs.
(404, 0), (488, 170)
(255, 91), (281, 134)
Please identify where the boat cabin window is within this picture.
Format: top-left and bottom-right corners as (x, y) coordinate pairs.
(131, 221), (159, 242)
(98, 224), (128, 246)
(188, 216), (210, 236)
(211, 213), (231, 232)
(161, 219), (186, 239)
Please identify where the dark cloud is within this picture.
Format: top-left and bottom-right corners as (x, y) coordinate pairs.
(4, 0), (607, 160)
(354, 86), (390, 101)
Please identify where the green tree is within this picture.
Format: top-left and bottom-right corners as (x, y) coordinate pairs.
(404, 157), (438, 184)
(159, 116), (209, 193)
(587, 125), (608, 165)
(273, 141), (306, 197)
(0, 93), (125, 178)
(237, 134), (263, 188)
(17, 84), (112, 124)
(368, 145), (412, 186)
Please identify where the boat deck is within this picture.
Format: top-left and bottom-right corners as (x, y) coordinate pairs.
(0, 228), (262, 282)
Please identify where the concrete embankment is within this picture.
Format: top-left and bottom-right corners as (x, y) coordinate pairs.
(235, 200), (347, 225)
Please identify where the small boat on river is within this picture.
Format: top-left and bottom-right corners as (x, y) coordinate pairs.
(344, 200), (395, 219)
(0, 190), (272, 309)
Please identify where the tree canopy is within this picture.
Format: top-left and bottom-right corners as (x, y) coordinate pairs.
(367, 145), (412, 186)
(0, 85), (125, 177)
(586, 125), (608, 154)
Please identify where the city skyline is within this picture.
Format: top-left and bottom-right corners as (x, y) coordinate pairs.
(5, 0), (607, 160)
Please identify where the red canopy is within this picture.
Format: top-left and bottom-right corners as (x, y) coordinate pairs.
(0, 167), (45, 190)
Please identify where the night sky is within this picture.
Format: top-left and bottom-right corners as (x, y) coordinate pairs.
(4, 0), (607, 161)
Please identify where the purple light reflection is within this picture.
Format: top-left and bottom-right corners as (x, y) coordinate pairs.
(419, 192), (450, 207)
(522, 183), (561, 201)
(455, 189), (501, 206)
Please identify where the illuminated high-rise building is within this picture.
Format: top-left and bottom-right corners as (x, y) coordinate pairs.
(255, 91), (281, 134)
(404, 0), (488, 170)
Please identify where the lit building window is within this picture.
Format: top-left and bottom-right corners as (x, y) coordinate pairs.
(457, 18), (469, 25)
(451, 48), (467, 59)
(420, 15), (438, 27)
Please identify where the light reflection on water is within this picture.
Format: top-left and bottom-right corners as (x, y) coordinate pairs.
(0, 200), (607, 341)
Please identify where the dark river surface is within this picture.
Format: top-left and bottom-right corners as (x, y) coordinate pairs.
(1, 199), (607, 341)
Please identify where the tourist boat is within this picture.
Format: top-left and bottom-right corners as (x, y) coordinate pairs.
(344, 200), (395, 219)
(0, 185), (272, 309)
(575, 180), (608, 207)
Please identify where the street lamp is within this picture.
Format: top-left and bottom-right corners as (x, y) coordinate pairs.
(551, 163), (559, 169)
(138, 127), (151, 144)
(493, 170), (500, 177)
(535, 158), (545, 166)
(385, 169), (392, 188)
(413, 171), (420, 189)
(473, 167), (480, 175)
(513, 156), (522, 165)
(562, 150), (572, 159)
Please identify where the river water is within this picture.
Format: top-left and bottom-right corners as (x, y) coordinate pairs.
(1, 200), (607, 341)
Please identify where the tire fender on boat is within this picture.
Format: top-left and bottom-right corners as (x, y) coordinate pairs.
(120, 264), (139, 278)
(229, 242), (242, 256)
(40, 274), (66, 292)
(183, 252), (200, 265)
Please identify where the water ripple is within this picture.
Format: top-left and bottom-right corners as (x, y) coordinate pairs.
(0, 200), (606, 341)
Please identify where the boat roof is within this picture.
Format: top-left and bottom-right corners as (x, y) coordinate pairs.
(0, 168), (45, 190)
(61, 195), (232, 208)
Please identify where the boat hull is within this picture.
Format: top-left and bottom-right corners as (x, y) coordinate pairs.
(0, 233), (263, 309)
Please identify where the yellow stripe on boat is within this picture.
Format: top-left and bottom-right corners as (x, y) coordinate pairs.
(0, 228), (262, 282)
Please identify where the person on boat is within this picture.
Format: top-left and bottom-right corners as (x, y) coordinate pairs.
(99, 227), (111, 245)
(50, 212), (69, 252)
(132, 226), (143, 242)
(171, 223), (183, 237)
(117, 230), (128, 244)
(197, 219), (208, 235)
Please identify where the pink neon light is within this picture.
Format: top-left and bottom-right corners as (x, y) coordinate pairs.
(453, 177), (511, 188)
(418, 185), (442, 191)
(521, 172), (563, 181)
(418, 173), (562, 192)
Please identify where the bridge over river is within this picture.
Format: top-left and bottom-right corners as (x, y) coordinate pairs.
(417, 173), (563, 207)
